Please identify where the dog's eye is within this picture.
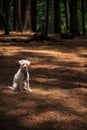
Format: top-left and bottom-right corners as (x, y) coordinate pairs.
(21, 63), (25, 66)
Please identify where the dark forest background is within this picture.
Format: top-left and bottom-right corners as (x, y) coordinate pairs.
(0, 0), (87, 36)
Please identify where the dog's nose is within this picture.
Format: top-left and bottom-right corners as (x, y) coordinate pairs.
(24, 65), (27, 68)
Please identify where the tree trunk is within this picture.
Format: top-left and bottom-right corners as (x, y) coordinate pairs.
(21, 0), (31, 31)
(0, 12), (9, 35)
(31, 0), (36, 32)
(0, 0), (3, 29)
(81, 0), (85, 35)
(13, 0), (16, 31)
(4, 0), (9, 30)
(64, 0), (70, 31)
(45, 0), (49, 34)
(13, 0), (22, 31)
(2, 0), (9, 34)
(69, 0), (79, 35)
(54, 0), (61, 33)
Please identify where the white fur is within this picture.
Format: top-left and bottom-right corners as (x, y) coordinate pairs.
(9, 60), (32, 92)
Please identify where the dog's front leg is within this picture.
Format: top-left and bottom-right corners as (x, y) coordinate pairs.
(13, 83), (18, 91)
(26, 73), (32, 92)
(27, 81), (32, 92)
(19, 81), (23, 92)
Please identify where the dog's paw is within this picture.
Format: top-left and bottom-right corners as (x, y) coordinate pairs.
(23, 87), (27, 91)
(28, 89), (32, 92)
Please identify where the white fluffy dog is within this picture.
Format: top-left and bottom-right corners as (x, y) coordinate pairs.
(9, 60), (32, 92)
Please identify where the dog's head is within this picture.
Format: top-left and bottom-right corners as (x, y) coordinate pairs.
(18, 60), (30, 72)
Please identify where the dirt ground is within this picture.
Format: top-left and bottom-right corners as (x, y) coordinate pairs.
(0, 34), (87, 130)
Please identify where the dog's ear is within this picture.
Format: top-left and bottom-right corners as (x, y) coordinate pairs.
(18, 60), (23, 65)
(27, 60), (30, 65)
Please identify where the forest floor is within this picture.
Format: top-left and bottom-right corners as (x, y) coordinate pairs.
(0, 32), (87, 130)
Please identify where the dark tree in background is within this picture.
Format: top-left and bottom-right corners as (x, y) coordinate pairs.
(64, 0), (70, 31)
(54, 0), (61, 33)
(21, 0), (31, 31)
(0, 0), (9, 34)
(3, 0), (9, 33)
(0, 12), (9, 35)
(45, 0), (49, 34)
(31, 0), (36, 32)
(13, 0), (16, 31)
(13, 0), (22, 31)
(69, 0), (79, 35)
(81, 0), (85, 35)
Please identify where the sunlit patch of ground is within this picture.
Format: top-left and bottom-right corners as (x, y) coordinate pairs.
(0, 38), (87, 130)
